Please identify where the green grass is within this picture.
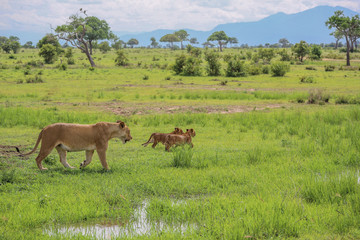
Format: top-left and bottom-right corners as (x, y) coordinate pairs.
(1, 47), (360, 239)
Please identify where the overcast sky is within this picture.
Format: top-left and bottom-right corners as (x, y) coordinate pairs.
(1, 0), (359, 33)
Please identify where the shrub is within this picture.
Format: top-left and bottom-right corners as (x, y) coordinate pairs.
(143, 75), (149, 80)
(225, 55), (246, 77)
(262, 65), (269, 74)
(335, 95), (350, 104)
(114, 50), (129, 66)
(27, 60), (44, 67)
(270, 62), (290, 77)
(204, 51), (221, 76)
(248, 64), (262, 75)
(307, 89), (329, 104)
(26, 74), (43, 83)
(325, 65), (335, 71)
(58, 63), (67, 71)
(172, 54), (186, 75)
(39, 44), (57, 64)
(182, 56), (202, 76)
(309, 45), (322, 60)
(305, 66), (316, 70)
(299, 76), (315, 83)
(278, 49), (292, 61)
(67, 57), (75, 65)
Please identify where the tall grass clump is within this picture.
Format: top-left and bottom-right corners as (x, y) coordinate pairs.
(301, 173), (358, 204)
(172, 146), (194, 168)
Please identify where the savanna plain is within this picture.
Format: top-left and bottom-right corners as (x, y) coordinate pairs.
(1, 47), (360, 239)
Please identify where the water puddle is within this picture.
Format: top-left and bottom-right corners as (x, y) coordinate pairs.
(45, 201), (194, 238)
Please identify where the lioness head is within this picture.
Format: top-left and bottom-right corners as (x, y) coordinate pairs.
(186, 128), (196, 137)
(116, 120), (132, 144)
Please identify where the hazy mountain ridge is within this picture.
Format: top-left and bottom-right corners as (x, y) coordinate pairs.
(1, 5), (358, 46)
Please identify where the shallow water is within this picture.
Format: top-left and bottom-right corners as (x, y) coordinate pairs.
(45, 200), (193, 238)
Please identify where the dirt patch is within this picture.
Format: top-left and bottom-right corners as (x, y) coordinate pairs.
(0, 145), (22, 157)
(103, 102), (286, 116)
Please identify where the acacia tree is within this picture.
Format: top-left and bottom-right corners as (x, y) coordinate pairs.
(160, 34), (180, 49)
(330, 30), (343, 49)
(207, 31), (229, 52)
(326, 11), (360, 66)
(127, 38), (139, 48)
(175, 30), (189, 49)
(84, 16), (114, 55)
(292, 40), (309, 62)
(55, 9), (111, 67)
(150, 37), (158, 48)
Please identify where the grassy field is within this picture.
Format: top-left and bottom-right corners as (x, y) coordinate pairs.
(1, 47), (360, 239)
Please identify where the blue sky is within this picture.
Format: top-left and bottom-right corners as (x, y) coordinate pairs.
(1, 0), (359, 33)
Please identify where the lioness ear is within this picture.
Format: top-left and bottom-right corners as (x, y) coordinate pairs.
(118, 121), (125, 128)
(186, 129), (189, 132)
(175, 128), (179, 131)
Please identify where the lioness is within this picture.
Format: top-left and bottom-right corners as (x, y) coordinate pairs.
(17, 120), (132, 170)
(142, 128), (184, 148)
(164, 128), (196, 151)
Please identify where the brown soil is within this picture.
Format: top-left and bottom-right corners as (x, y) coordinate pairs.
(103, 102), (286, 116)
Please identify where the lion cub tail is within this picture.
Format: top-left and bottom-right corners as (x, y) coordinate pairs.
(16, 130), (43, 156)
(142, 133), (155, 147)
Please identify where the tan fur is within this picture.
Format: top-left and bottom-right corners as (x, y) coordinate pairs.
(142, 128), (184, 148)
(17, 120), (132, 170)
(164, 128), (196, 151)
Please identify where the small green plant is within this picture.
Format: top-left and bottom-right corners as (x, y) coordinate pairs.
(26, 74), (43, 83)
(143, 75), (149, 80)
(89, 67), (95, 71)
(300, 76), (315, 83)
(58, 63), (67, 71)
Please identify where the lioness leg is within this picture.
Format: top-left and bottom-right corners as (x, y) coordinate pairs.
(152, 140), (159, 148)
(55, 146), (74, 169)
(35, 146), (55, 170)
(97, 149), (109, 170)
(80, 150), (94, 168)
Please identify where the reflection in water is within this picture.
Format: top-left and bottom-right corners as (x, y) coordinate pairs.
(45, 201), (193, 238)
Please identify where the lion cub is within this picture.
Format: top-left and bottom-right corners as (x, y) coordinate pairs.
(17, 120), (132, 170)
(142, 128), (184, 148)
(164, 128), (196, 151)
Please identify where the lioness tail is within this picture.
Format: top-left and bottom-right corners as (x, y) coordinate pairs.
(17, 130), (43, 156)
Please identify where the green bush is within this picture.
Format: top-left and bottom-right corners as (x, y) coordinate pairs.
(204, 51), (221, 76)
(325, 65), (335, 72)
(225, 55), (246, 77)
(58, 63), (67, 71)
(39, 44), (57, 64)
(270, 62), (290, 77)
(248, 64), (262, 75)
(182, 56), (202, 76)
(114, 50), (129, 66)
(172, 54), (186, 75)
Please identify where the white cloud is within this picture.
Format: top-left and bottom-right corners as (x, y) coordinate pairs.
(0, 0), (359, 33)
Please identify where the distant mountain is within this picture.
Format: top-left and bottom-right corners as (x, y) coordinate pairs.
(1, 5), (358, 46)
(117, 6), (358, 47)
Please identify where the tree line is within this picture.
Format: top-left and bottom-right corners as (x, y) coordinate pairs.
(1, 9), (359, 67)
